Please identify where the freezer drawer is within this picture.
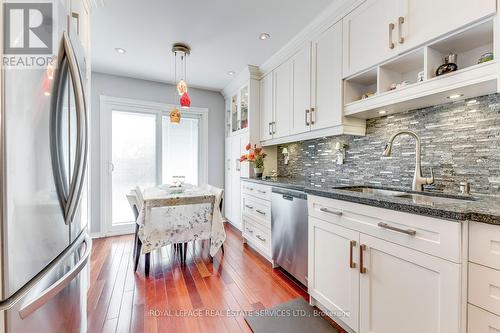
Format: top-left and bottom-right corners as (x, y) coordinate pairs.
(2, 233), (91, 333)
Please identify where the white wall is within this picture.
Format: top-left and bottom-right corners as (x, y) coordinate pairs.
(90, 72), (225, 235)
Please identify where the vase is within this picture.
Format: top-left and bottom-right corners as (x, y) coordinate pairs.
(254, 167), (263, 179)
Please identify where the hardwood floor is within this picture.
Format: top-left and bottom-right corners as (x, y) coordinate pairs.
(87, 223), (344, 333)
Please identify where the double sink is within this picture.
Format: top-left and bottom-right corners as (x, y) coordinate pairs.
(336, 186), (475, 205)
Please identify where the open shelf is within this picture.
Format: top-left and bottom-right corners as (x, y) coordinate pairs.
(344, 68), (377, 104)
(426, 20), (494, 80)
(344, 18), (497, 119)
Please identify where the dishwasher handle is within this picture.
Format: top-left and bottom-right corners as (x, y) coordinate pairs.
(282, 194), (294, 201)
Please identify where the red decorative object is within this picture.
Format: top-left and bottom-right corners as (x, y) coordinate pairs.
(180, 92), (191, 109)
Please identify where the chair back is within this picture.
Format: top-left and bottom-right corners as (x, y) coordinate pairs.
(126, 192), (140, 220)
(134, 186), (145, 211)
(201, 184), (224, 209)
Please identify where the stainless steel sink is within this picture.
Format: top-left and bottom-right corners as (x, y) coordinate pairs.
(337, 186), (475, 204)
(339, 187), (407, 197)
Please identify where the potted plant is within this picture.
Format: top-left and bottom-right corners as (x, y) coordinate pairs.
(240, 143), (267, 178)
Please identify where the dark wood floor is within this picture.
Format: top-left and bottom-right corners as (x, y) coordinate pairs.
(87, 223), (344, 333)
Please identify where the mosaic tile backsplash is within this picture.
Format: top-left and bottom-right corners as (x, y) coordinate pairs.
(277, 94), (500, 195)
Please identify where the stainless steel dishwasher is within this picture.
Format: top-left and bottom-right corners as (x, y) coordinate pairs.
(271, 187), (308, 286)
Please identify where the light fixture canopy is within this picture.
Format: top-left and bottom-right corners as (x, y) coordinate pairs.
(259, 32), (270, 40)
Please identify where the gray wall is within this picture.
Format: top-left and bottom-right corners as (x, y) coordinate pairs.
(90, 72), (225, 235)
(278, 93), (500, 195)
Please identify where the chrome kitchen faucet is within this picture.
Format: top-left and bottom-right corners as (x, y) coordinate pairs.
(383, 130), (434, 192)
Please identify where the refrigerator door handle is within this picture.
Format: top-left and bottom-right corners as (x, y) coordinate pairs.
(18, 234), (91, 319)
(50, 48), (70, 222)
(50, 32), (88, 225)
(64, 31), (88, 225)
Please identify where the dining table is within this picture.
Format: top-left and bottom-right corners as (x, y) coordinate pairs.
(136, 184), (226, 257)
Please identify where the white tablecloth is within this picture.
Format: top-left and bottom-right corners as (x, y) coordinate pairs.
(137, 185), (225, 257)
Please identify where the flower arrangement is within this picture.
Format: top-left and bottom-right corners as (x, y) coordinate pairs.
(240, 143), (267, 177)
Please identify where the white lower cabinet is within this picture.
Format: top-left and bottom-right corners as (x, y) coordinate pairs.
(309, 217), (360, 332)
(468, 304), (500, 333)
(308, 195), (463, 333)
(359, 234), (461, 333)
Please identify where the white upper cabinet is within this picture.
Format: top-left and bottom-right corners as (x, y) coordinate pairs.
(343, 0), (496, 77)
(311, 21), (343, 130)
(291, 43), (312, 135)
(399, 0), (496, 53)
(343, 0), (400, 77)
(259, 73), (274, 142)
(273, 61), (291, 139)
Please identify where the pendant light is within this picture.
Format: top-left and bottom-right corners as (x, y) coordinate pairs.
(170, 43), (191, 123)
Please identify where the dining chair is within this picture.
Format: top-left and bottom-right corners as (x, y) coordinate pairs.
(130, 186), (151, 276)
(125, 192), (140, 260)
(199, 184), (225, 256)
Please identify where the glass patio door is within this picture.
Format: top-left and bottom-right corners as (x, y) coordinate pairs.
(102, 103), (205, 236)
(110, 110), (157, 229)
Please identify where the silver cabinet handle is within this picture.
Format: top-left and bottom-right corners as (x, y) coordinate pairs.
(389, 22), (395, 49)
(18, 233), (91, 318)
(255, 209), (266, 215)
(256, 235), (266, 242)
(257, 189), (266, 194)
(310, 107), (316, 125)
(349, 240), (357, 269)
(305, 109), (310, 126)
(268, 122), (272, 136)
(246, 228), (254, 234)
(398, 16), (405, 44)
(272, 121), (276, 134)
(245, 205), (254, 209)
(320, 207), (342, 216)
(378, 222), (416, 236)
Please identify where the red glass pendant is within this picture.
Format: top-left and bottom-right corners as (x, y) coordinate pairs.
(180, 92), (191, 109)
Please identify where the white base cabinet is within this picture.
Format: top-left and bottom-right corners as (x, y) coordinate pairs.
(308, 217), (360, 332)
(359, 234), (461, 333)
(308, 195), (463, 333)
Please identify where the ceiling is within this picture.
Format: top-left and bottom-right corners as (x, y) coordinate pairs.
(91, 0), (334, 91)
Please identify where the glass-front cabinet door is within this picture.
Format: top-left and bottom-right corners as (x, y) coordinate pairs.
(240, 85), (249, 130)
(231, 94), (239, 133)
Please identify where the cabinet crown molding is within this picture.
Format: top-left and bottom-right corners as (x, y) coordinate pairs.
(221, 65), (260, 98)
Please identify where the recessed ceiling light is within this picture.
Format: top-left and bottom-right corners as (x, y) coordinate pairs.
(115, 48), (126, 54)
(227, 71), (235, 76)
(467, 99), (477, 105)
(378, 110), (387, 115)
(259, 32), (271, 40)
(447, 94), (463, 99)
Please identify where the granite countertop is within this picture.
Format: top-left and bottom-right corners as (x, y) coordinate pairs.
(241, 177), (500, 225)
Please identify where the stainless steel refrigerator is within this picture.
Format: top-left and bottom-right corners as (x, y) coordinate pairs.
(0, 0), (91, 332)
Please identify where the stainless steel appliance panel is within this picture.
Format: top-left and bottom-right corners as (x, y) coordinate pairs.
(3, 50), (70, 299)
(271, 188), (308, 286)
(6, 233), (90, 333)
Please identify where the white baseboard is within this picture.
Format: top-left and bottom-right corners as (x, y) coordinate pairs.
(89, 232), (102, 239)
